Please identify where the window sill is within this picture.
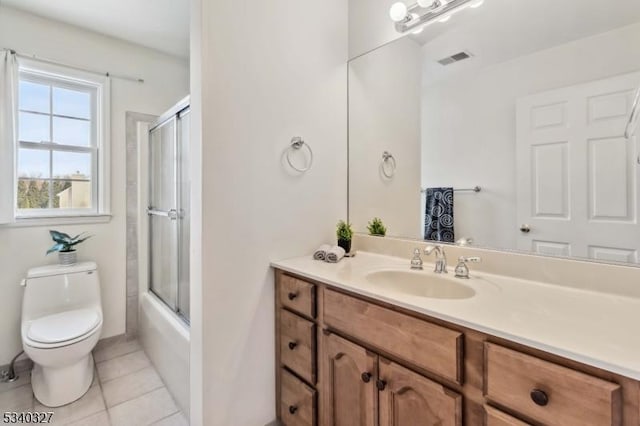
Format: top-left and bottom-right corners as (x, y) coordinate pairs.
(4, 214), (112, 228)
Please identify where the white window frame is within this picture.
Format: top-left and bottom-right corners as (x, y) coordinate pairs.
(14, 58), (110, 224)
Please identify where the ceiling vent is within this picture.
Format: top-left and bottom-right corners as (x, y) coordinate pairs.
(437, 51), (473, 66)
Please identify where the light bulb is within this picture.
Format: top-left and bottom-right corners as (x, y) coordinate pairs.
(389, 2), (408, 22)
(410, 13), (423, 34)
(416, 0), (433, 7)
(470, 0), (484, 8)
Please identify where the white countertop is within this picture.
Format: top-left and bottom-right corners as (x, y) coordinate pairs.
(271, 251), (640, 380)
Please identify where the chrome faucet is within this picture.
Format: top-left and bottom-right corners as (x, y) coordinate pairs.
(410, 248), (423, 270)
(454, 256), (482, 279)
(424, 245), (447, 273)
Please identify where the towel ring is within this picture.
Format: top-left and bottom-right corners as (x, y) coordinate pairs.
(381, 151), (396, 178)
(286, 137), (313, 172)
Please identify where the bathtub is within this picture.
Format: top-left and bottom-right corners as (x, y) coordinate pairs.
(138, 291), (190, 417)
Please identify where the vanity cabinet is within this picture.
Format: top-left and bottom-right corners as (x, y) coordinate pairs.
(484, 343), (622, 426)
(274, 269), (639, 426)
(321, 332), (377, 426)
(320, 331), (461, 426)
(378, 357), (462, 426)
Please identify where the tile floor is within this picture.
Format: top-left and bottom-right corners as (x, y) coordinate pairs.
(0, 339), (187, 426)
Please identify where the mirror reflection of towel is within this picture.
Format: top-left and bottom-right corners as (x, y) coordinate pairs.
(424, 187), (454, 242)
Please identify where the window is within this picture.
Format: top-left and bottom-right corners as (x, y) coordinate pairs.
(15, 60), (109, 219)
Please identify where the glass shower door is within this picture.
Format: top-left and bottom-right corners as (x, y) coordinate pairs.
(177, 109), (190, 320)
(149, 117), (179, 311)
(148, 104), (190, 322)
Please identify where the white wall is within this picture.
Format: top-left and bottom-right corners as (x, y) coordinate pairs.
(190, 0), (348, 424)
(421, 23), (640, 249)
(349, 37), (422, 238)
(0, 6), (189, 365)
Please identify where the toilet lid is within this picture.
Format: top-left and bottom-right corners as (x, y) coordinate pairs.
(27, 308), (101, 344)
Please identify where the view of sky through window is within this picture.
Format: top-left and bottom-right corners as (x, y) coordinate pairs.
(17, 75), (96, 211)
(18, 80), (93, 180)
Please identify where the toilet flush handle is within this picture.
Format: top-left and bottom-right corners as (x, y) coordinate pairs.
(20, 279), (26, 287)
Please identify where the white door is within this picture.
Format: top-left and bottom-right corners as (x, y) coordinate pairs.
(516, 72), (640, 263)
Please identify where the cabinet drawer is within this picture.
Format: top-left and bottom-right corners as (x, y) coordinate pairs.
(280, 309), (316, 384)
(280, 274), (316, 318)
(484, 405), (530, 426)
(323, 289), (463, 384)
(281, 368), (316, 426)
(484, 343), (621, 426)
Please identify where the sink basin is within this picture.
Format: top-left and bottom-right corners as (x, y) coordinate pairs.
(365, 270), (475, 299)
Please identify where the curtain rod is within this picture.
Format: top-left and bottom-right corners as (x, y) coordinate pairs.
(1, 47), (144, 83)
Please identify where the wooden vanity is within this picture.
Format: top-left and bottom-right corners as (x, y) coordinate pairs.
(274, 269), (640, 426)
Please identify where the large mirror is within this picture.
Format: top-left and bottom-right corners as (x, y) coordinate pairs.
(348, 0), (640, 265)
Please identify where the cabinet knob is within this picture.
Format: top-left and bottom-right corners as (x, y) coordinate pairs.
(287, 292), (298, 300)
(376, 379), (387, 391)
(288, 405), (298, 414)
(530, 388), (549, 406)
(288, 341), (297, 350)
(520, 224), (531, 233)
(361, 372), (372, 383)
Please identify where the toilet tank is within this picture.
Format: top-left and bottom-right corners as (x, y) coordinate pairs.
(22, 262), (101, 322)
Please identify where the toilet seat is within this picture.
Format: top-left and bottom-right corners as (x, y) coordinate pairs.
(24, 308), (102, 348)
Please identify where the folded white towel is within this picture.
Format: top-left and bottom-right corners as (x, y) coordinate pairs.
(313, 244), (332, 261)
(325, 246), (346, 263)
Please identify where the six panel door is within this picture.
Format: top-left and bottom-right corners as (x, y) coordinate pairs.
(516, 71), (640, 263)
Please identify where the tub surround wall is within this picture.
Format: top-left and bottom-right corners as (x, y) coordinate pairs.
(0, 6), (189, 365)
(353, 234), (640, 298)
(125, 112), (157, 337)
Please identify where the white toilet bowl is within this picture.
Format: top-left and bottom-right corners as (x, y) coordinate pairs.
(20, 262), (103, 407)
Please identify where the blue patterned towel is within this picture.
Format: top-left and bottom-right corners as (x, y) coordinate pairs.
(424, 187), (454, 242)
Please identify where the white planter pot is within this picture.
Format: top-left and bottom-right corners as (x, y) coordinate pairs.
(58, 251), (77, 266)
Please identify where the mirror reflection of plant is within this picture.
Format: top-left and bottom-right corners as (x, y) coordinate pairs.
(336, 220), (354, 242)
(46, 230), (92, 255)
(367, 217), (387, 237)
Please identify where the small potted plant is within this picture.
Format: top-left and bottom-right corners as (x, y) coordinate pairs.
(46, 230), (91, 266)
(336, 220), (354, 253)
(367, 217), (387, 237)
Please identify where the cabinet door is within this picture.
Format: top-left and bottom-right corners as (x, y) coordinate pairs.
(379, 358), (462, 426)
(320, 332), (377, 426)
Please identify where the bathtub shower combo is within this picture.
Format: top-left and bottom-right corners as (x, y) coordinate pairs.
(138, 97), (191, 416)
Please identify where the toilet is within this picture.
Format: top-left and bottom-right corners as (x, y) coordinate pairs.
(21, 262), (103, 407)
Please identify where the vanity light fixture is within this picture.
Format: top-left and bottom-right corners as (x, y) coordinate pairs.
(390, 0), (478, 34)
(410, 14), (424, 34)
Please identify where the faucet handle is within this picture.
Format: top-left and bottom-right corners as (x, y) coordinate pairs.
(455, 256), (481, 279)
(410, 248), (423, 270)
